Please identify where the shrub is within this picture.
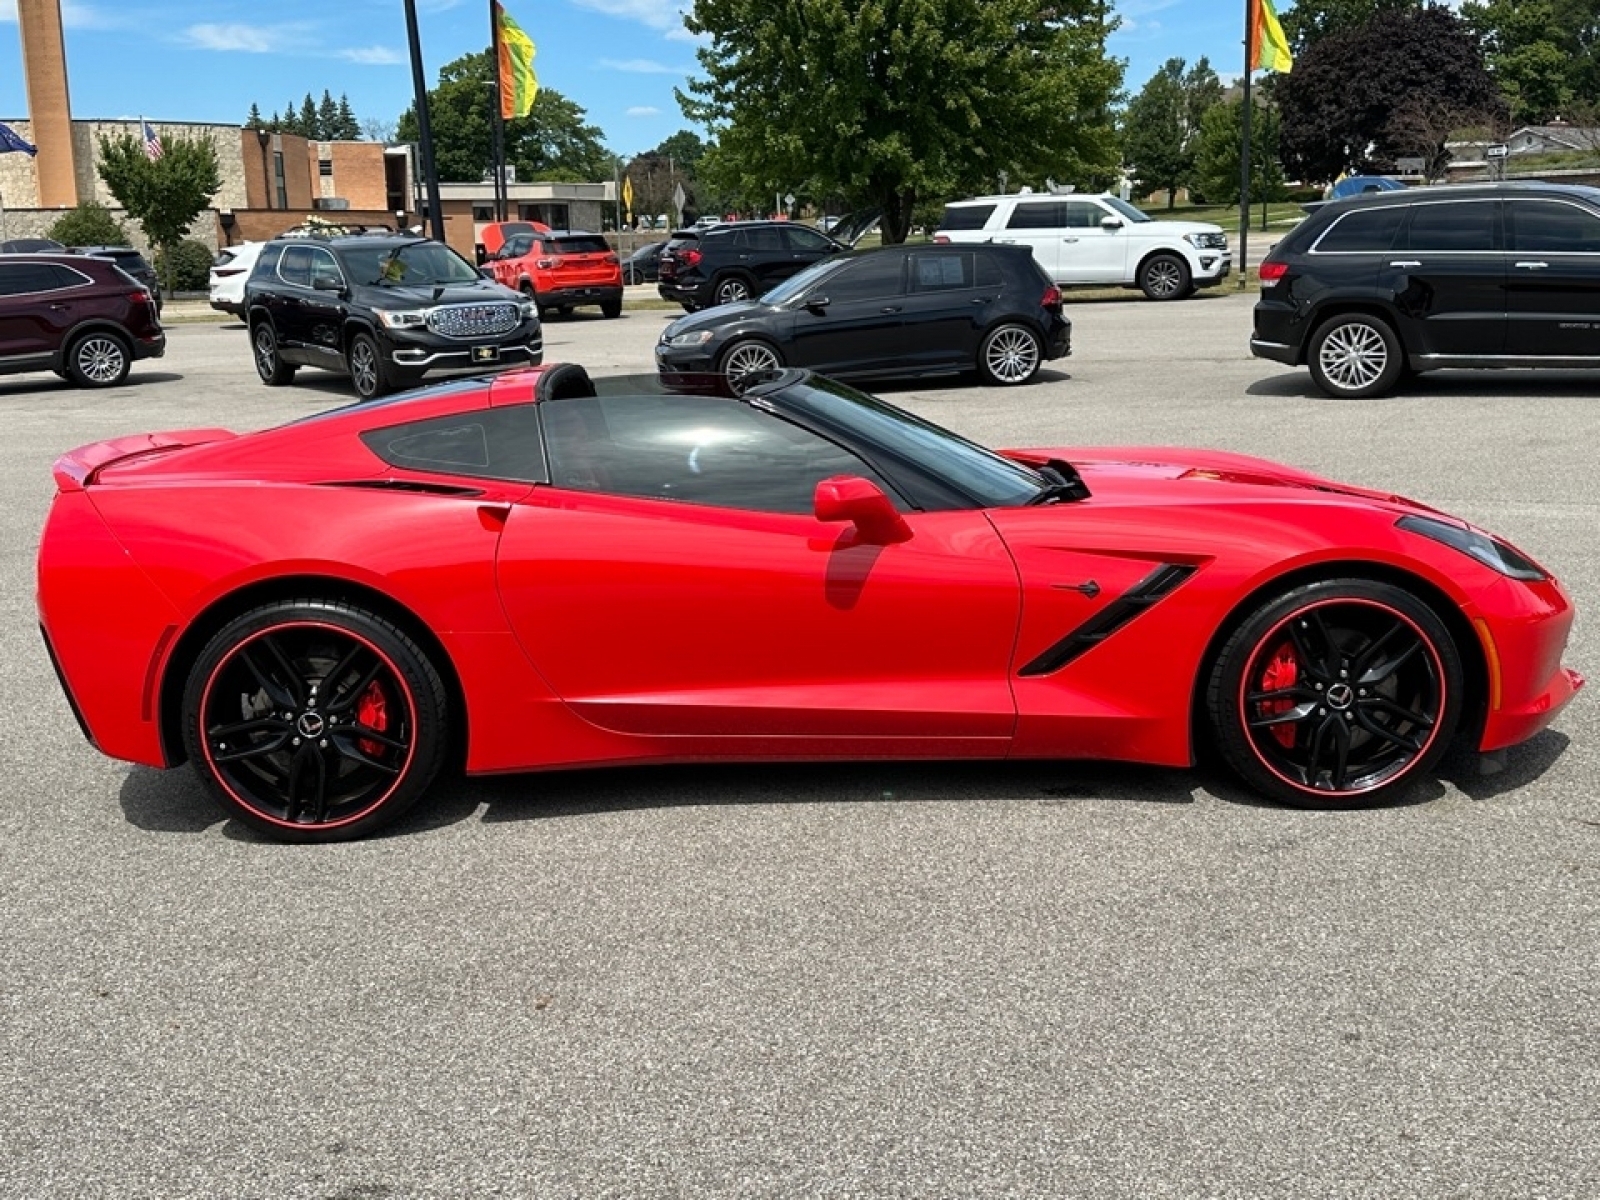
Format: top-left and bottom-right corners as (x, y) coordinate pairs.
(46, 201), (129, 247)
(155, 239), (215, 291)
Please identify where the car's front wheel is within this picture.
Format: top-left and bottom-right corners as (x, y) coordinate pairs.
(251, 320), (296, 386)
(1138, 252), (1192, 301)
(64, 331), (131, 387)
(180, 600), (449, 843)
(718, 339), (783, 390)
(347, 331), (392, 401)
(977, 323), (1042, 385)
(1307, 313), (1404, 398)
(1207, 579), (1463, 808)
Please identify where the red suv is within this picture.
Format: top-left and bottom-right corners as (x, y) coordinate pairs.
(0, 253), (165, 387)
(486, 228), (623, 319)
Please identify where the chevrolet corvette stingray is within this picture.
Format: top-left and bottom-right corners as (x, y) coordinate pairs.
(37, 365), (1582, 841)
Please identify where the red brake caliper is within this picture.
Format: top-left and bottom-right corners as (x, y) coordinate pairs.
(1258, 641), (1299, 748)
(356, 681), (389, 758)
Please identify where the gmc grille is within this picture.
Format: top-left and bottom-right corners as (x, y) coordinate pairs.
(428, 303), (520, 339)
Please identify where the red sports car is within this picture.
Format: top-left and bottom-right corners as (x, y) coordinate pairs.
(37, 365), (1582, 842)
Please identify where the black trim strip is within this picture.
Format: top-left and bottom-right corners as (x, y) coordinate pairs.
(40, 624), (98, 749)
(1018, 563), (1196, 677)
(320, 479), (485, 497)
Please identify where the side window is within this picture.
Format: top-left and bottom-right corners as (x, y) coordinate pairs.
(1312, 207), (1407, 253)
(0, 262), (75, 295)
(819, 253), (905, 301)
(783, 226), (834, 253)
(503, 235), (533, 258)
(745, 226), (788, 253)
(974, 254), (1005, 289)
(308, 248), (343, 289)
(541, 393), (894, 514)
(908, 252), (974, 292)
(278, 245), (314, 287)
(360, 405), (547, 483)
(1402, 202), (1499, 252)
(939, 204), (997, 231)
(1063, 201), (1105, 229)
(1006, 202), (1066, 230)
(252, 244), (284, 279)
(1507, 200), (1600, 253)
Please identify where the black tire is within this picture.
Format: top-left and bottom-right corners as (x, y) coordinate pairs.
(1307, 313), (1404, 398)
(1207, 579), (1463, 809)
(601, 299), (622, 319)
(251, 320), (296, 386)
(556, 305), (574, 317)
(347, 331), (391, 401)
(977, 323), (1043, 386)
(712, 273), (754, 305)
(64, 330), (131, 388)
(180, 599), (449, 843)
(1138, 252), (1191, 301)
(717, 339), (783, 390)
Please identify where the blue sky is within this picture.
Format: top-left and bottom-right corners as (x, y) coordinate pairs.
(0, 1), (1268, 158)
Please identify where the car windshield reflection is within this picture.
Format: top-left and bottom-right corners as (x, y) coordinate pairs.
(342, 240), (483, 287)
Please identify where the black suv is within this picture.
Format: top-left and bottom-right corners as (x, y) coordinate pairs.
(1254, 181), (1600, 397)
(244, 233), (542, 400)
(657, 221), (845, 310)
(69, 246), (162, 314)
(0, 252), (165, 387)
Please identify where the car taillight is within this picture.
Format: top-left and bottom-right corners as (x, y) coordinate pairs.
(1259, 260), (1289, 287)
(603, 253), (619, 264)
(537, 257), (560, 269)
(214, 267), (245, 277)
(933, 234), (951, 244)
(679, 248), (702, 267)
(130, 290), (151, 305)
(1041, 284), (1062, 309)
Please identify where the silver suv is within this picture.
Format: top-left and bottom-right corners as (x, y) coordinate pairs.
(934, 192), (1231, 300)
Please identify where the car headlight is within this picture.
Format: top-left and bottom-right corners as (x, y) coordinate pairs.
(519, 300), (538, 322)
(376, 309), (428, 329)
(1396, 514), (1547, 581)
(661, 329), (714, 348)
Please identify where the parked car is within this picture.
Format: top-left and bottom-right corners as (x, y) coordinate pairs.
(244, 232), (541, 400)
(1253, 181), (1600, 398)
(621, 240), (666, 285)
(0, 237), (64, 253)
(657, 220), (846, 310)
(68, 246), (162, 314)
(208, 242), (265, 316)
(484, 228), (623, 318)
(934, 191), (1231, 300)
(1300, 174), (1406, 215)
(38, 362), (1580, 841)
(656, 244), (1070, 387)
(0, 252), (165, 387)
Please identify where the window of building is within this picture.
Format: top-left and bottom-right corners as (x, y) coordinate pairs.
(319, 159), (333, 178)
(472, 204), (495, 222)
(273, 151), (288, 210)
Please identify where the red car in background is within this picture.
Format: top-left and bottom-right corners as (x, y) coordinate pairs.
(36, 365), (1582, 842)
(482, 222), (623, 319)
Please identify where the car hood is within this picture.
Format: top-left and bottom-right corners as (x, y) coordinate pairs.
(356, 279), (522, 308)
(1132, 219), (1225, 238)
(1005, 445), (1441, 514)
(662, 299), (770, 337)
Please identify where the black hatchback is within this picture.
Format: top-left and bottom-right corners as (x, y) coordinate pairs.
(1253, 181), (1600, 397)
(655, 243), (1070, 386)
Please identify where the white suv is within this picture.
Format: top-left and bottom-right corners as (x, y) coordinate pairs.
(208, 242), (265, 317)
(934, 192), (1231, 300)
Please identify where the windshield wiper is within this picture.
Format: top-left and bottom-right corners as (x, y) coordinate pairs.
(1025, 459), (1090, 505)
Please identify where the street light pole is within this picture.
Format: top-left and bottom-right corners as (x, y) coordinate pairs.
(403, 0), (447, 243)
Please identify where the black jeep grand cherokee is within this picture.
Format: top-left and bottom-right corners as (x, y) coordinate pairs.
(245, 233), (542, 400)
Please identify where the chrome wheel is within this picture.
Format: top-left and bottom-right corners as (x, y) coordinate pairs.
(69, 334), (129, 387)
(714, 276), (752, 305)
(1139, 253), (1190, 301)
(719, 340), (781, 389)
(980, 324), (1041, 385)
(1317, 321), (1389, 393)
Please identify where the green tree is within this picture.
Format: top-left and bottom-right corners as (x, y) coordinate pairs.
(299, 94), (319, 138)
(46, 201), (129, 246)
(1277, 6), (1505, 182)
(245, 102), (264, 130)
(1125, 57), (1226, 208)
(1463, 0), (1578, 123)
(96, 132), (222, 295)
(1280, 0), (1423, 55)
(679, 0), (1123, 244)
(317, 90), (339, 140)
(335, 95), (361, 140)
(1192, 99), (1286, 206)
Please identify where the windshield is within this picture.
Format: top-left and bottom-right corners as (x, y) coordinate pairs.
(772, 375), (1047, 508)
(760, 257), (849, 305)
(341, 240), (482, 287)
(1099, 195), (1153, 224)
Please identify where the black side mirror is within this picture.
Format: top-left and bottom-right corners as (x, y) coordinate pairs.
(311, 276), (344, 293)
(804, 294), (830, 313)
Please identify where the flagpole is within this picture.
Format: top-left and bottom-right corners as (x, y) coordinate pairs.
(1238, 0), (1253, 290)
(490, 0), (508, 223)
(403, 0), (447, 243)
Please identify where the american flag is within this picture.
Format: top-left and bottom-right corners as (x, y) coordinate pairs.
(141, 119), (163, 161)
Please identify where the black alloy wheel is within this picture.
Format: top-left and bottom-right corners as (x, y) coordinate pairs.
(713, 274), (753, 305)
(251, 320), (296, 386)
(1208, 579), (1462, 807)
(347, 332), (390, 400)
(181, 600), (448, 842)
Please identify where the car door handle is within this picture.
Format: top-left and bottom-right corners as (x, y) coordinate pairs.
(970, 296), (995, 304)
(1062, 237), (1079, 243)
(879, 305), (902, 313)
(1514, 261), (1549, 270)
(1388, 260), (1422, 268)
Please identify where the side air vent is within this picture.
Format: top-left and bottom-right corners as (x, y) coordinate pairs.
(1018, 563), (1196, 677)
(320, 479), (485, 497)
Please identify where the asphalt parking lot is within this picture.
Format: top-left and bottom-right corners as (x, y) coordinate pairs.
(3, 291), (1596, 1199)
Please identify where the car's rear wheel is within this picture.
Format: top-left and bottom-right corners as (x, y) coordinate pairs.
(181, 600), (448, 843)
(713, 274), (754, 305)
(718, 339), (783, 390)
(601, 299), (622, 319)
(1207, 579), (1462, 808)
(977, 323), (1042, 385)
(64, 331), (131, 387)
(347, 332), (391, 400)
(1308, 313), (1404, 398)
(251, 320), (296, 386)
(1138, 252), (1191, 301)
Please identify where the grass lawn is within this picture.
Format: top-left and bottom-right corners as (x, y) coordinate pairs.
(1142, 201), (1306, 229)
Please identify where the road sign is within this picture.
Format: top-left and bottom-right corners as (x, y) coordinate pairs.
(784, 191), (795, 210)
(1486, 144), (1508, 159)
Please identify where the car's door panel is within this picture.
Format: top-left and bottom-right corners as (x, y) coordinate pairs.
(788, 253), (907, 373)
(1381, 199), (1506, 358)
(1504, 197), (1600, 358)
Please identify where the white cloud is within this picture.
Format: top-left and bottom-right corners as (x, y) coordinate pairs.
(339, 45), (404, 65)
(627, 106), (661, 117)
(181, 23), (288, 53)
(570, 0), (689, 33)
(601, 58), (689, 74)
(0, 0), (119, 28)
